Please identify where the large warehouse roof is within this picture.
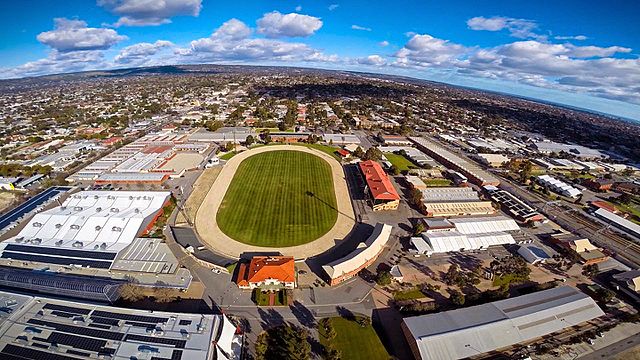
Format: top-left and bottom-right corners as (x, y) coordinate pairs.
(449, 216), (520, 234)
(403, 286), (604, 360)
(593, 208), (640, 239)
(420, 231), (515, 254)
(0, 290), (240, 360)
(323, 223), (392, 280)
(421, 187), (479, 202)
(409, 137), (500, 186)
(0, 191), (170, 269)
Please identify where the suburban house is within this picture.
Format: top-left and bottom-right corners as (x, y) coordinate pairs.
(236, 256), (296, 289)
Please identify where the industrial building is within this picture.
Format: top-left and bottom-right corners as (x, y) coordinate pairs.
(402, 286), (605, 360)
(0, 191), (170, 270)
(423, 201), (495, 218)
(323, 223), (392, 286)
(359, 160), (400, 211)
(68, 129), (208, 183)
(474, 153), (510, 168)
(322, 133), (361, 145)
(550, 233), (609, 265)
(0, 290), (240, 360)
(592, 207), (640, 239)
(518, 245), (551, 264)
(412, 216), (519, 255)
(410, 137), (500, 186)
(537, 175), (582, 199)
(380, 146), (441, 169)
(236, 256), (296, 289)
(421, 187), (480, 203)
(485, 186), (544, 223)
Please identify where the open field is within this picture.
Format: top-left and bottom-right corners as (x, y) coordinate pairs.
(422, 178), (453, 187)
(176, 167), (222, 224)
(0, 192), (16, 213)
(319, 316), (390, 360)
(216, 150), (338, 247)
(384, 152), (414, 171)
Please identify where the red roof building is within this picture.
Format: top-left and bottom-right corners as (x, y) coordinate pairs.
(359, 160), (400, 211)
(337, 149), (350, 158)
(236, 256), (296, 289)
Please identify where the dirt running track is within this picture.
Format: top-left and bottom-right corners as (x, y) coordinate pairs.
(195, 145), (355, 259)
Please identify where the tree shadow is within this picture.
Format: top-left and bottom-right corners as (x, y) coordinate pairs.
(335, 305), (355, 321)
(289, 301), (316, 328)
(257, 308), (285, 330)
(305, 190), (355, 221)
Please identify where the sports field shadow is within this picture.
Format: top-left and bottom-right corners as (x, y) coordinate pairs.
(305, 190), (355, 221)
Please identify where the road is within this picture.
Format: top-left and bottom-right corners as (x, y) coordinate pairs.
(578, 332), (640, 359)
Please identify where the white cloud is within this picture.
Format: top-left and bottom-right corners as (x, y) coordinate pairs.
(379, 40), (389, 47)
(357, 55), (386, 66)
(3, 50), (106, 78)
(565, 44), (631, 58)
(179, 19), (333, 63)
(98, 0), (202, 27)
(467, 16), (543, 40)
(351, 24), (371, 31)
(257, 11), (322, 38)
(328, 4), (339, 11)
(115, 40), (174, 64)
(555, 35), (588, 41)
(394, 34), (466, 67)
(36, 18), (126, 52)
(295, 5), (302, 12)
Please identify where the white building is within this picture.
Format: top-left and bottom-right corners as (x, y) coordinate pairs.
(537, 175), (582, 198)
(402, 286), (605, 360)
(0, 191), (170, 270)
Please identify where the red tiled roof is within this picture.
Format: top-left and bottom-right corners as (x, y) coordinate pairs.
(590, 201), (617, 213)
(337, 149), (350, 157)
(236, 256), (295, 286)
(359, 160), (400, 201)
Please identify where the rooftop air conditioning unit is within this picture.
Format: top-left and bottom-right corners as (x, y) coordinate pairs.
(112, 226), (122, 232)
(74, 206), (83, 211)
(72, 241), (83, 248)
(55, 240), (63, 246)
(95, 226), (102, 231)
(33, 222), (42, 227)
(110, 208), (119, 213)
(96, 207), (102, 212)
(30, 238), (42, 245)
(70, 224), (80, 230)
(55, 224), (62, 229)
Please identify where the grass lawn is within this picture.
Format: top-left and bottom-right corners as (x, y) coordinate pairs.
(219, 152), (236, 160)
(393, 287), (427, 301)
(422, 178), (453, 187)
(291, 143), (341, 161)
(384, 152), (414, 171)
(252, 289), (286, 306)
(319, 316), (390, 360)
(217, 150), (338, 246)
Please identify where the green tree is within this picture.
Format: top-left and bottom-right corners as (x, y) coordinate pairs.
(449, 290), (466, 306)
(390, 164), (400, 175)
(245, 135), (255, 146)
(376, 270), (392, 286)
(581, 264), (599, 278)
(353, 146), (365, 159)
(363, 147), (383, 161)
(413, 222), (425, 236)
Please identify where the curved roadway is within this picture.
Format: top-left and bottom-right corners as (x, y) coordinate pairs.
(195, 145), (355, 259)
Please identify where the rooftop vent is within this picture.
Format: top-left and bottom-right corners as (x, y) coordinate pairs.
(32, 222), (42, 228)
(55, 240), (63, 247)
(111, 226), (122, 232)
(95, 226), (102, 231)
(30, 238), (42, 245)
(110, 208), (119, 213)
(55, 224), (62, 229)
(74, 206), (83, 211)
(70, 224), (80, 230)
(72, 241), (83, 248)
(96, 207), (102, 212)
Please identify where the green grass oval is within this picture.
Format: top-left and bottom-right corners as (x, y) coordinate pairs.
(216, 150), (338, 247)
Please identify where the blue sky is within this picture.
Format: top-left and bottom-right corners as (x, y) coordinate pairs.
(1, 0), (639, 120)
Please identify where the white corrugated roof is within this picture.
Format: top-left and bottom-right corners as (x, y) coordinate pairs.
(404, 286), (605, 360)
(449, 216), (520, 234)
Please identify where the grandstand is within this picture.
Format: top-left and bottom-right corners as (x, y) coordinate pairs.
(0, 191), (170, 270)
(0, 266), (124, 303)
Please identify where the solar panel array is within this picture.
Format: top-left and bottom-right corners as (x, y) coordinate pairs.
(0, 251), (112, 268)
